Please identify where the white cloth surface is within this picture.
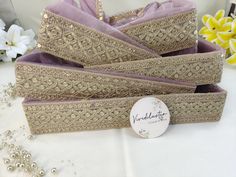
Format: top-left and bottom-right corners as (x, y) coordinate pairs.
(0, 62), (236, 177)
(10, 0), (227, 33)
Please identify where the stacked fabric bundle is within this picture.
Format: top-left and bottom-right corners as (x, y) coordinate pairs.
(15, 0), (227, 134)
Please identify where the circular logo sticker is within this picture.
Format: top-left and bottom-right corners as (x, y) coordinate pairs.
(130, 97), (170, 138)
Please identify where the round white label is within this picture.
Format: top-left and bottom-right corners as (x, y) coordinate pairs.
(130, 97), (170, 138)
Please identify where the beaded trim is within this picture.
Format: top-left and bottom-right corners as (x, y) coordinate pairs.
(15, 62), (195, 101)
(87, 51), (224, 85)
(121, 10), (197, 54)
(37, 10), (158, 66)
(23, 89), (227, 134)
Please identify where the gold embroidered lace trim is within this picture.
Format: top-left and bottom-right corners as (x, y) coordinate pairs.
(15, 62), (195, 101)
(23, 91), (226, 134)
(121, 10), (197, 54)
(87, 51), (224, 85)
(37, 10), (157, 66)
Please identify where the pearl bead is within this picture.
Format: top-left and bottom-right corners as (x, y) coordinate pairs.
(20, 163), (25, 168)
(39, 170), (45, 176)
(26, 153), (31, 158)
(51, 168), (57, 174)
(4, 158), (10, 164)
(7, 165), (14, 171)
(15, 163), (20, 167)
(10, 153), (16, 158)
(28, 135), (34, 140)
(5, 130), (11, 136)
(31, 162), (37, 168)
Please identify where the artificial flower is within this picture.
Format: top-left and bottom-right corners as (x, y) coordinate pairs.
(0, 50), (12, 62)
(0, 19), (5, 30)
(199, 9), (236, 65)
(199, 10), (232, 46)
(22, 29), (37, 50)
(216, 20), (236, 64)
(225, 38), (236, 64)
(0, 24), (36, 62)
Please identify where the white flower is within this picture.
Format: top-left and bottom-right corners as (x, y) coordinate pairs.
(0, 24), (36, 61)
(0, 19), (5, 30)
(0, 50), (12, 62)
(22, 29), (36, 50)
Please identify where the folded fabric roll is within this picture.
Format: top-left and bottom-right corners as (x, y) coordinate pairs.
(37, 0), (197, 66)
(37, 2), (158, 66)
(87, 40), (225, 85)
(82, 0), (197, 54)
(15, 52), (196, 101)
(22, 85), (227, 134)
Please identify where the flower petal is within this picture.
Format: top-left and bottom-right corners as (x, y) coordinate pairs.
(217, 32), (234, 42)
(6, 48), (17, 58)
(219, 17), (233, 26)
(1, 55), (12, 62)
(13, 43), (28, 55)
(206, 17), (219, 31)
(221, 22), (232, 32)
(199, 27), (211, 36)
(220, 41), (230, 50)
(6, 25), (23, 43)
(20, 35), (31, 45)
(226, 53), (236, 64)
(231, 21), (236, 33)
(22, 29), (35, 40)
(202, 15), (211, 25)
(206, 33), (217, 42)
(229, 39), (236, 53)
(215, 9), (225, 20)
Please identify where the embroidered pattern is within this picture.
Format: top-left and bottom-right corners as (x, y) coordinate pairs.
(121, 10), (197, 54)
(87, 51), (224, 85)
(37, 10), (157, 66)
(23, 90), (226, 134)
(15, 62), (195, 101)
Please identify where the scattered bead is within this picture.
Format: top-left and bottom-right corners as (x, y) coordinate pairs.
(3, 158), (10, 164)
(10, 153), (16, 158)
(7, 165), (14, 172)
(27, 135), (34, 140)
(51, 168), (57, 174)
(31, 162), (37, 168)
(39, 169), (45, 176)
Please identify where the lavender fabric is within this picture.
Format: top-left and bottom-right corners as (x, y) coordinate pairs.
(20, 40), (221, 67)
(46, 0), (196, 54)
(80, 0), (196, 29)
(17, 39), (221, 88)
(46, 0), (155, 53)
(17, 52), (195, 87)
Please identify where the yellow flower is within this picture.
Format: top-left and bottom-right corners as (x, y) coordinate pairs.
(199, 10), (232, 47)
(226, 53), (236, 64)
(199, 9), (236, 64)
(217, 21), (236, 64)
(226, 39), (236, 64)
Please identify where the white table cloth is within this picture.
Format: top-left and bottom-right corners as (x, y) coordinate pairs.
(0, 62), (235, 177)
